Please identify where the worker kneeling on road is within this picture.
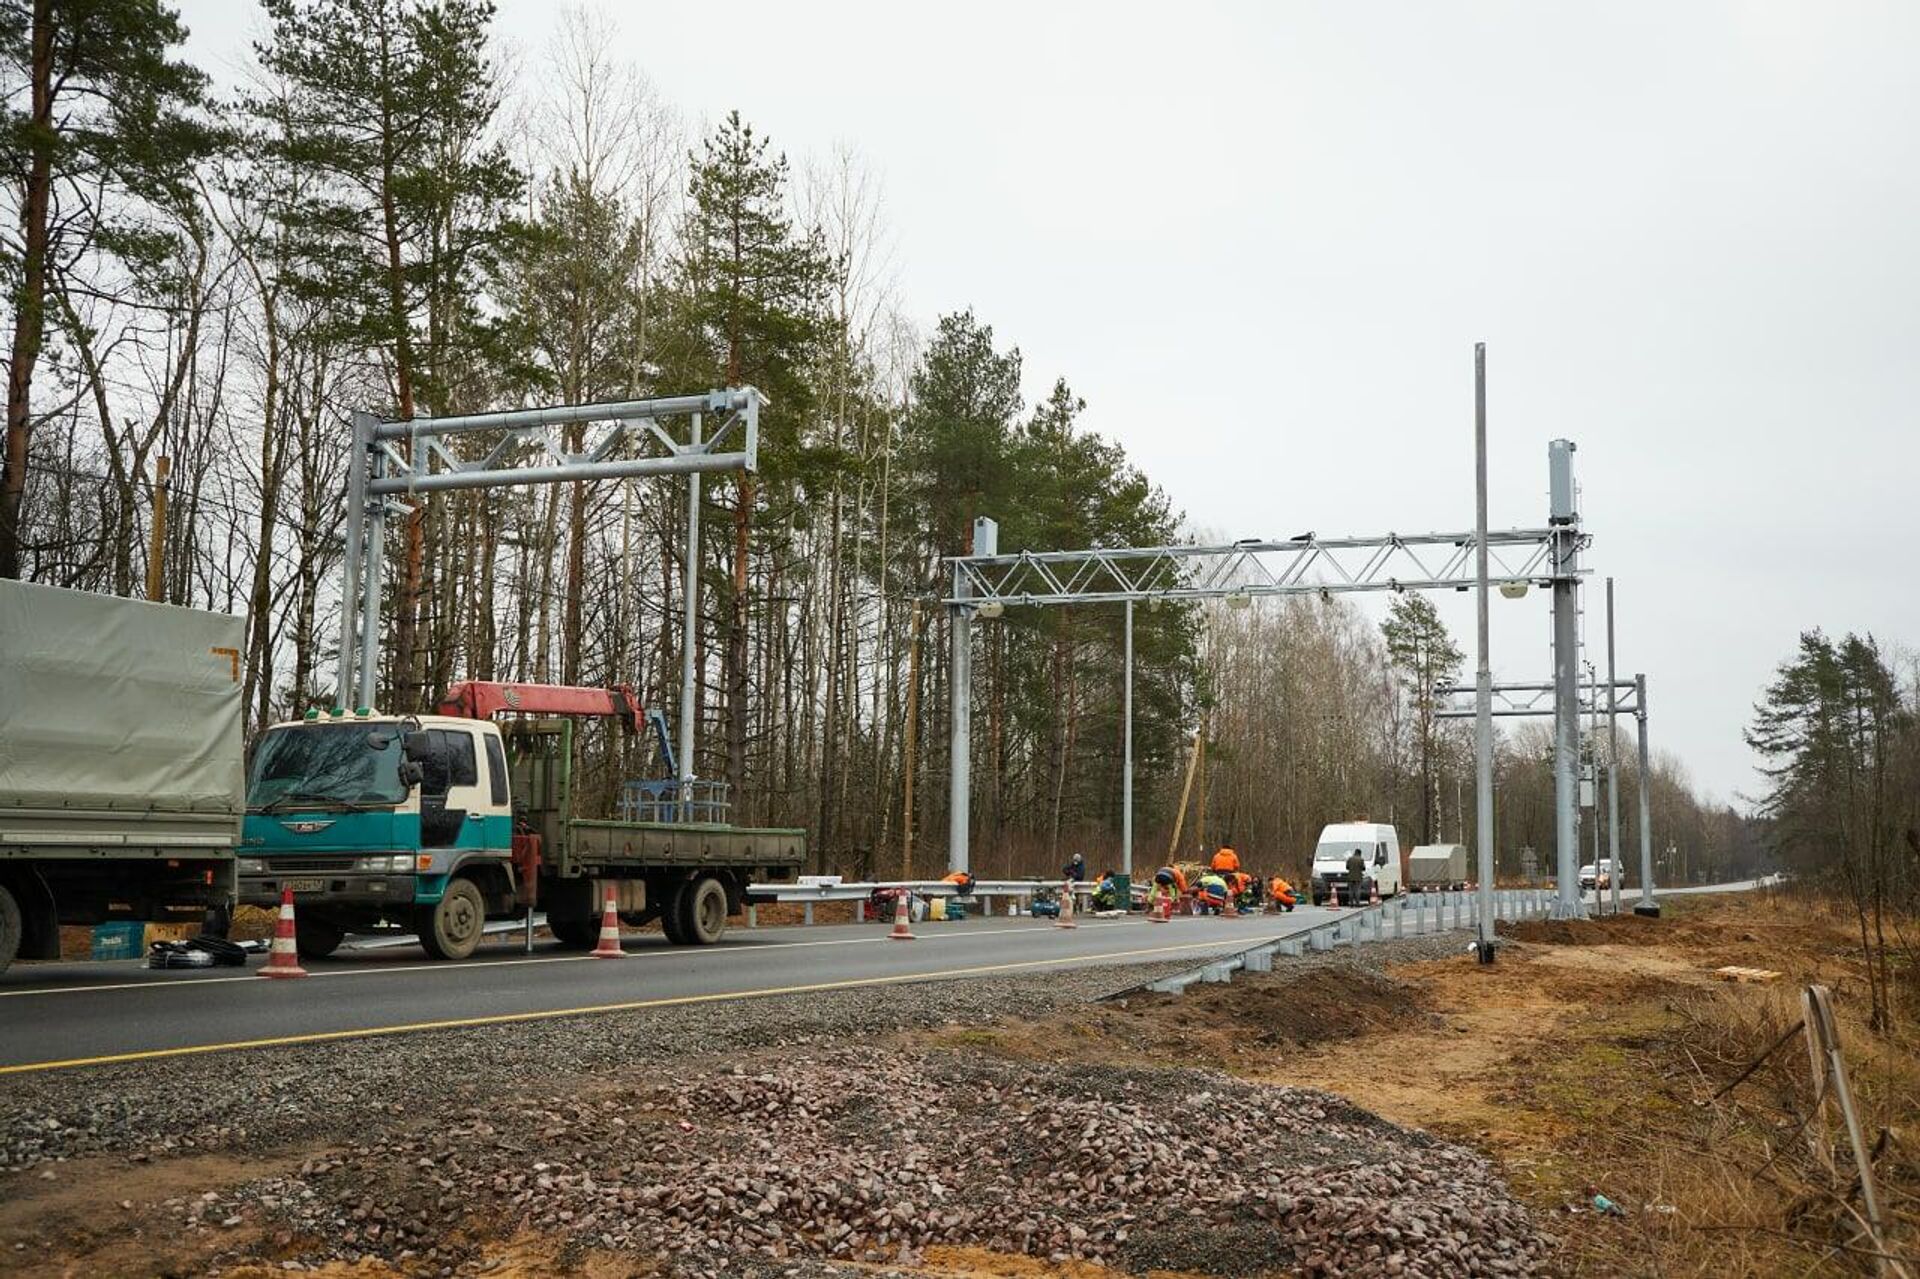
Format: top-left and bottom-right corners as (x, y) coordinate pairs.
(1091, 870), (1122, 912)
(1192, 871), (1229, 915)
(1150, 868), (1180, 913)
(1268, 874), (1298, 912)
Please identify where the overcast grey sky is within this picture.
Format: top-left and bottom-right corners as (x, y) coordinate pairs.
(176, 0), (1920, 806)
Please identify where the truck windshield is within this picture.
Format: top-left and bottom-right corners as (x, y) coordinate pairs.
(247, 724), (407, 811)
(1315, 842), (1369, 863)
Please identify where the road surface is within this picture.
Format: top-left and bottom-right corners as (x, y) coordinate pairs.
(0, 907), (1339, 1074)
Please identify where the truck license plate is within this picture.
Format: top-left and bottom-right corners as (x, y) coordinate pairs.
(282, 878), (326, 893)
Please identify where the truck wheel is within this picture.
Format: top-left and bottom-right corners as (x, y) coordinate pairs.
(418, 878), (486, 961)
(673, 876), (728, 946)
(296, 917), (345, 959)
(659, 881), (689, 945)
(0, 883), (20, 978)
(549, 916), (599, 950)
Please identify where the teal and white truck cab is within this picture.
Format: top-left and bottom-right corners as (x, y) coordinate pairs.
(238, 683), (806, 961)
(239, 709), (517, 959)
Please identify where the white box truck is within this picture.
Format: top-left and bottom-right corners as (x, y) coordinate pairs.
(0, 580), (243, 976)
(1310, 821), (1403, 905)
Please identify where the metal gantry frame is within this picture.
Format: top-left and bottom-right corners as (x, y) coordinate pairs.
(334, 388), (763, 811)
(1437, 661), (1657, 916)
(941, 438), (1594, 916)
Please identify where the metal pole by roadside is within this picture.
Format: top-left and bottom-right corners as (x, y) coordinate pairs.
(901, 601), (923, 881)
(1548, 440), (1584, 918)
(1606, 578), (1623, 917)
(1472, 343), (1496, 963)
(1122, 597), (1134, 880)
(677, 413), (702, 821)
(1634, 674), (1659, 916)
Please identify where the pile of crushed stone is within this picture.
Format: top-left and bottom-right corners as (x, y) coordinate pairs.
(199, 1046), (1549, 1277)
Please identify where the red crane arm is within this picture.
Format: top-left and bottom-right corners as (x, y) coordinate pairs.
(436, 681), (645, 733)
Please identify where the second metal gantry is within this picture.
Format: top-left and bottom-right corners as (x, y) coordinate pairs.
(941, 432), (1605, 918)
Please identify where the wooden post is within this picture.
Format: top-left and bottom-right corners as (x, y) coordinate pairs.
(1166, 728), (1203, 863)
(145, 456), (170, 602)
(1194, 720), (1207, 856)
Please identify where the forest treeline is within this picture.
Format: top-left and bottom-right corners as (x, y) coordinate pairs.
(2, 0), (1747, 880)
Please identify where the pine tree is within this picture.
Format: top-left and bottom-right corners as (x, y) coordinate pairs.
(664, 110), (829, 798)
(1382, 594), (1464, 843)
(0, 0), (221, 578)
(251, 0), (523, 707)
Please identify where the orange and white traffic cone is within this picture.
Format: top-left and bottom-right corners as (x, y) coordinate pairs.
(1147, 892), (1168, 923)
(258, 888), (308, 979)
(1369, 880), (1381, 907)
(590, 892), (625, 958)
(1325, 885), (1341, 911)
(1053, 879), (1078, 929)
(887, 890), (917, 941)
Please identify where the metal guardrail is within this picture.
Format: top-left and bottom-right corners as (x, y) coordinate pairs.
(746, 877), (1096, 901)
(1114, 887), (1558, 999)
(745, 877), (1100, 925)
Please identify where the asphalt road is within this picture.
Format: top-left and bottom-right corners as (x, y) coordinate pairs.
(0, 907), (1341, 1074)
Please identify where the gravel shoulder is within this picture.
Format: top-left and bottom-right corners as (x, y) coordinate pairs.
(2, 931), (1554, 1278)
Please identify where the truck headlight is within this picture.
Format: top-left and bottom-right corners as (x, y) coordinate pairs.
(238, 858), (265, 875)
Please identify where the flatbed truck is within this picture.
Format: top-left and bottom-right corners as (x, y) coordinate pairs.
(237, 681), (804, 959)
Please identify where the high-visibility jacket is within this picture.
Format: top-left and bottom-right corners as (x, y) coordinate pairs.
(1194, 873), (1228, 903)
(1211, 847), (1241, 873)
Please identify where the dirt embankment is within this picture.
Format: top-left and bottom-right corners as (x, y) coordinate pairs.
(1136, 892), (1916, 1277)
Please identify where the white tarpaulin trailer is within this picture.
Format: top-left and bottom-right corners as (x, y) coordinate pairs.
(1408, 843), (1469, 890)
(0, 581), (244, 974)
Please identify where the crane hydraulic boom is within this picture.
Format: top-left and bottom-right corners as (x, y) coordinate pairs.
(436, 681), (645, 734)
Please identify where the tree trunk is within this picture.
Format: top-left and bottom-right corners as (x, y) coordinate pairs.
(0, 0), (52, 579)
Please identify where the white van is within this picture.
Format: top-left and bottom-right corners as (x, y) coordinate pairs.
(1310, 822), (1403, 905)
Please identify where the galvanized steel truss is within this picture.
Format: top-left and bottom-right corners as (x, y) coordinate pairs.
(362, 389), (761, 498)
(942, 528), (1573, 608)
(1434, 679), (1640, 719)
(335, 389), (762, 721)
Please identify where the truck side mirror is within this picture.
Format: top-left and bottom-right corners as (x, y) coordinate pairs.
(400, 730), (438, 789)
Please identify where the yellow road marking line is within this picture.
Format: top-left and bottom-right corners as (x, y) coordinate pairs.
(0, 936), (1255, 1075)
(0, 917), (1174, 999)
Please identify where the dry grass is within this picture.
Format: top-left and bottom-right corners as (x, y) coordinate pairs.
(1005, 888), (1918, 1277)
(1475, 892), (1920, 1277)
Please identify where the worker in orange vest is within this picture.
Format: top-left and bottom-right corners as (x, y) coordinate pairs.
(1268, 875), (1298, 912)
(1211, 845), (1241, 874)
